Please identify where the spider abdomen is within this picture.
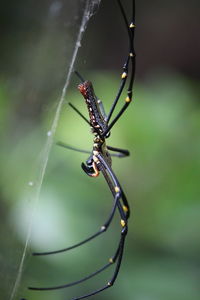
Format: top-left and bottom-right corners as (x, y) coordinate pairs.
(78, 81), (107, 133)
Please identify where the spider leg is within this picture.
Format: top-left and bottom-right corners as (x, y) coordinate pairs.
(30, 155), (129, 296)
(105, 60), (129, 126)
(29, 220), (125, 293)
(29, 261), (111, 291)
(107, 145), (130, 157)
(65, 155), (129, 300)
(97, 97), (107, 120)
(71, 227), (127, 300)
(103, 0), (136, 137)
(70, 160), (129, 299)
(68, 102), (91, 126)
(74, 70), (85, 82)
(97, 153), (130, 219)
(68, 102), (101, 135)
(57, 141), (128, 159)
(57, 141), (91, 154)
(32, 182), (120, 256)
(29, 177), (128, 298)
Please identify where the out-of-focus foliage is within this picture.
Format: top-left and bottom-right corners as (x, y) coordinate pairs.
(0, 71), (200, 300)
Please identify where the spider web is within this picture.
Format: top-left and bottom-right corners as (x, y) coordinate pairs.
(9, 1), (101, 299)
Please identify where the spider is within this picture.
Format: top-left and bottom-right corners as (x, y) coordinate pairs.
(27, 0), (135, 299)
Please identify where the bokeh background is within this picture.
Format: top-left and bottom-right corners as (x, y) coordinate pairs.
(0, 0), (200, 300)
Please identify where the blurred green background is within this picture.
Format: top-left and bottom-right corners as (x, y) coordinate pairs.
(0, 1), (200, 300)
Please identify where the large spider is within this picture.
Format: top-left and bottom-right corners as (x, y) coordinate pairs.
(27, 0), (135, 299)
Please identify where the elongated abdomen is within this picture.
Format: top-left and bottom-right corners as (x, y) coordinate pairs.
(78, 81), (107, 133)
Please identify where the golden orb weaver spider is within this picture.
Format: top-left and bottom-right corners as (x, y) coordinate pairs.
(26, 0), (136, 299)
